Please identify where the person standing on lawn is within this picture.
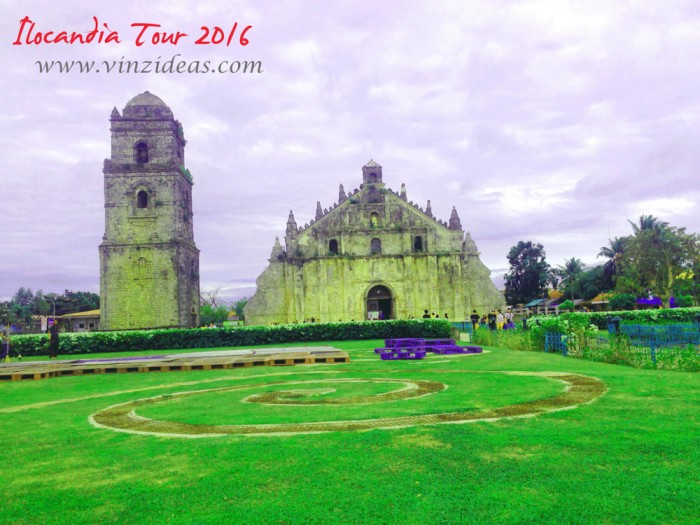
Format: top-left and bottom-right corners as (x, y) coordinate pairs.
(470, 310), (480, 331)
(48, 322), (59, 359)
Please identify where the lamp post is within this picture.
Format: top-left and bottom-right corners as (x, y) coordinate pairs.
(1, 302), (10, 361)
(46, 299), (56, 332)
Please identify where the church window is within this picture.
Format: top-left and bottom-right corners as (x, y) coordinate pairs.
(370, 212), (379, 228)
(135, 142), (149, 164)
(136, 190), (149, 209)
(371, 238), (382, 255)
(329, 239), (339, 255)
(369, 172), (377, 182)
(414, 236), (423, 252)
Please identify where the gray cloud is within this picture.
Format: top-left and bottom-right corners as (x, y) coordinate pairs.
(2, 0), (700, 302)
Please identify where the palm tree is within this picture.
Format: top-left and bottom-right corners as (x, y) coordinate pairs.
(557, 257), (585, 303)
(627, 214), (668, 235)
(597, 236), (627, 283)
(547, 272), (561, 291)
(626, 215), (670, 293)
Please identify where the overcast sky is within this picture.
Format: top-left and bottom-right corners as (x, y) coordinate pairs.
(2, 0), (700, 303)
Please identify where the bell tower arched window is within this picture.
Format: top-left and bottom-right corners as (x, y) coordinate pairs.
(135, 142), (149, 164)
(136, 190), (149, 209)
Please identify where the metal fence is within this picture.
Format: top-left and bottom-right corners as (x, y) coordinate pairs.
(545, 323), (700, 364)
(609, 323), (700, 363)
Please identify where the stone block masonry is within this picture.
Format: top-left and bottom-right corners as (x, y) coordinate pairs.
(100, 92), (199, 330)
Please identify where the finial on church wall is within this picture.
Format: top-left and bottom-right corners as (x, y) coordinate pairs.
(463, 231), (478, 253)
(449, 206), (462, 230)
(286, 210), (297, 236)
(271, 237), (285, 259)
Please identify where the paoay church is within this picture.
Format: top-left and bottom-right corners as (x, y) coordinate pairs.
(245, 161), (504, 325)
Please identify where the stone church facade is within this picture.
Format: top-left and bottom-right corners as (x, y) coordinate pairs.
(245, 161), (504, 325)
(99, 92), (200, 330)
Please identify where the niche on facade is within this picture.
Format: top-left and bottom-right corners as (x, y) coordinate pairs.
(137, 190), (149, 209)
(134, 142), (149, 164)
(133, 256), (154, 289)
(367, 186), (384, 203)
(370, 238), (382, 255)
(414, 236), (424, 253)
(328, 239), (339, 255)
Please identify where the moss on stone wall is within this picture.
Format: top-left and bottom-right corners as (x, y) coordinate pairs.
(246, 162), (503, 325)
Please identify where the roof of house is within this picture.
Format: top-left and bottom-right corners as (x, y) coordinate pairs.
(57, 309), (100, 319)
(524, 299), (546, 307)
(589, 293), (612, 304)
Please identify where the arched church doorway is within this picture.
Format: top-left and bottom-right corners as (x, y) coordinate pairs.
(366, 285), (392, 320)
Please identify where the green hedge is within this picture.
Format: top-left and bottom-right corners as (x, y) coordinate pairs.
(9, 319), (451, 357)
(530, 307), (700, 330)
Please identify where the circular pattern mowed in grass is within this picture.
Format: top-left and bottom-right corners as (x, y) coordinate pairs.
(88, 370), (606, 437)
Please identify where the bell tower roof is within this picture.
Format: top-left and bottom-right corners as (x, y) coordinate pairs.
(362, 159), (383, 185)
(122, 91), (173, 119)
(125, 91), (168, 108)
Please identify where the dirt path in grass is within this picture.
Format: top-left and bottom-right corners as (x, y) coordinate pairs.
(0, 370), (343, 414)
(88, 371), (607, 438)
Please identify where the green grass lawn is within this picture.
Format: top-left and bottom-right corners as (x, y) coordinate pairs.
(1, 341), (698, 524)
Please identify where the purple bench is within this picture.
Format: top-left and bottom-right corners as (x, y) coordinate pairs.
(384, 338), (425, 348)
(378, 348), (426, 360)
(376, 338), (482, 357)
(419, 339), (457, 352)
(377, 338), (428, 353)
(432, 345), (483, 355)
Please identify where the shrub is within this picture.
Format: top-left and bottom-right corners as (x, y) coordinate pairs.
(522, 311), (700, 371)
(528, 307), (700, 330)
(674, 295), (694, 308)
(9, 319), (451, 357)
(472, 327), (535, 352)
(608, 293), (637, 311)
(557, 300), (574, 311)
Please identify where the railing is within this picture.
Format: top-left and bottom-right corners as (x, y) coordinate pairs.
(544, 332), (568, 356)
(607, 323), (700, 363)
(543, 324), (700, 364)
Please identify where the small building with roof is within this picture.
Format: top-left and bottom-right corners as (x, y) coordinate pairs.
(58, 309), (101, 332)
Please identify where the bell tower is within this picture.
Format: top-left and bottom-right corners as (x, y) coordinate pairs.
(99, 92), (200, 330)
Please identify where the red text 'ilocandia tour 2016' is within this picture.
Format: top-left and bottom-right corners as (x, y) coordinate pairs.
(13, 16), (251, 47)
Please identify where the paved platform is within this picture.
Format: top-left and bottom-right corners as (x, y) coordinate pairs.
(0, 347), (349, 382)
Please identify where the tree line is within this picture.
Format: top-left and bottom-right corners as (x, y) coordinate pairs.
(1, 288), (99, 324)
(199, 286), (248, 325)
(504, 215), (699, 308)
(1, 286), (249, 328)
